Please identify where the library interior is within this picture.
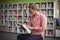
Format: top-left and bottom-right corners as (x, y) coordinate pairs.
(0, 0), (60, 40)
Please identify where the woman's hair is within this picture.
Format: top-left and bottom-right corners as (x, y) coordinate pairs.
(29, 3), (37, 10)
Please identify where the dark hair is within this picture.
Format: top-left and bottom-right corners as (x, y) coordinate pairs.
(29, 3), (37, 10)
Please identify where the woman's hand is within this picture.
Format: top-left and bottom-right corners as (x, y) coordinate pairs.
(28, 26), (33, 30)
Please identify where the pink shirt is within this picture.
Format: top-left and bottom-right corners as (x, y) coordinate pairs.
(29, 12), (47, 37)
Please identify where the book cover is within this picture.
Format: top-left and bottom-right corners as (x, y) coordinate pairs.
(0, 5), (3, 9)
(35, 3), (40, 9)
(18, 4), (22, 9)
(13, 4), (17, 9)
(9, 4), (12, 9)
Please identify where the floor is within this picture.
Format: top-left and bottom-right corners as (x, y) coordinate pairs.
(0, 31), (60, 40)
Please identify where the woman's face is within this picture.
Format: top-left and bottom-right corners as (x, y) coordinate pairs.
(29, 8), (36, 15)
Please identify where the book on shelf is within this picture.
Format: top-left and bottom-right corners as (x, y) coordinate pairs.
(11, 16), (15, 21)
(48, 30), (53, 36)
(25, 10), (28, 16)
(35, 3), (40, 9)
(0, 5), (3, 9)
(23, 3), (28, 9)
(23, 10), (28, 16)
(9, 21), (12, 27)
(0, 27), (3, 31)
(50, 23), (53, 28)
(48, 9), (53, 16)
(5, 21), (8, 26)
(41, 3), (46, 8)
(9, 16), (12, 20)
(3, 26), (7, 31)
(9, 16), (14, 21)
(17, 27), (21, 33)
(4, 10), (7, 15)
(45, 30), (47, 35)
(50, 16), (53, 21)
(0, 10), (3, 15)
(41, 9), (46, 15)
(0, 21), (2, 26)
(4, 16), (7, 20)
(7, 27), (12, 32)
(12, 10), (17, 16)
(14, 16), (17, 20)
(12, 27), (17, 32)
(3, 21), (5, 26)
(48, 3), (52, 8)
(23, 10), (26, 16)
(1, 21), (3, 24)
(18, 16), (21, 20)
(4, 5), (8, 9)
(0, 16), (3, 21)
(18, 4), (22, 9)
(13, 4), (17, 9)
(23, 17), (27, 22)
(9, 10), (12, 15)
(47, 16), (53, 23)
(48, 2), (53, 8)
(13, 21), (17, 27)
(47, 25), (53, 29)
(9, 4), (12, 9)
(18, 10), (21, 15)
(28, 11), (31, 16)
(28, 16), (31, 21)
(47, 16), (50, 21)
(18, 10), (22, 16)
(18, 19), (22, 22)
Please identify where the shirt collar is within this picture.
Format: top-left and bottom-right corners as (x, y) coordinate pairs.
(32, 11), (39, 17)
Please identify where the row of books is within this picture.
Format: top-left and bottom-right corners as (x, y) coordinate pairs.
(47, 23), (53, 29)
(41, 9), (53, 16)
(45, 30), (53, 36)
(0, 16), (29, 25)
(0, 9), (53, 17)
(0, 25), (28, 33)
(0, 27), (17, 32)
(0, 2), (53, 10)
(0, 21), (17, 26)
(47, 16), (53, 22)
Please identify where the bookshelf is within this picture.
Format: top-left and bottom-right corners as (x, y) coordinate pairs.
(0, 2), (54, 36)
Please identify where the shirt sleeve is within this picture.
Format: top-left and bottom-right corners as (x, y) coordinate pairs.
(33, 15), (47, 31)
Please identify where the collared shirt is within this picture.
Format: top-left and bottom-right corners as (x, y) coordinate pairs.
(29, 11), (47, 37)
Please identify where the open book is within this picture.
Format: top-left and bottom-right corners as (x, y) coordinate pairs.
(18, 24), (31, 33)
